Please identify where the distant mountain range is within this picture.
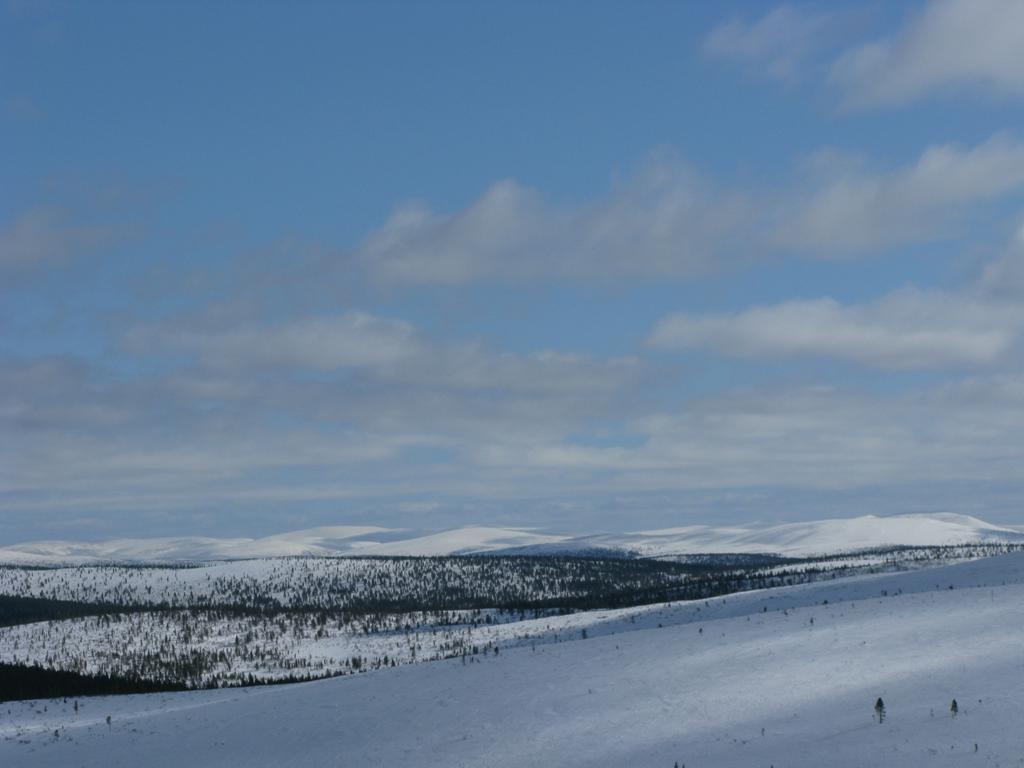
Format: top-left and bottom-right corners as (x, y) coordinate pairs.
(2, 513), (1022, 565)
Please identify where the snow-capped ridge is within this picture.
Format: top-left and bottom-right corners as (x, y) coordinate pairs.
(0, 525), (569, 564)
(610, 513), (1022, 558)
(1, 513), (1021, 564)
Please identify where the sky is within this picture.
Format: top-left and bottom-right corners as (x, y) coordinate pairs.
(4, 0), (1024, 543)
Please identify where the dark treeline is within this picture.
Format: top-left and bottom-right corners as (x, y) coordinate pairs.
(0, 595), (143, 628)
(0, 662), (347, 703)
(0, 662), (189, 702)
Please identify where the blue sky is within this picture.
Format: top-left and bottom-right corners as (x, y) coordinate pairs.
(5, 0), (1024, 542)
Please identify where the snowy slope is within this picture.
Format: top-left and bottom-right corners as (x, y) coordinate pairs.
(1, 513), (1021, 564)
(3, 553), (1024, 766)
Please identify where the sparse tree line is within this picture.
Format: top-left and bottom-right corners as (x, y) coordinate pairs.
(0, 605), (547, 690)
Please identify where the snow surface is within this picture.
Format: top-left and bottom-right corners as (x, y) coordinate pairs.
(4, 553), (1024, 766)
(2, 513), (1021, 564)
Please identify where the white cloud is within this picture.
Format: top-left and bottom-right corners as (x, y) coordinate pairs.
(354, 153), (751, 284)
(347, 136), (1024, 285)
(649, 290), (1022, 369)
(0, 332), (646, 521)
(703, 5), (835, 81)
(129, 311), (641, 397)
(832, 0), (1024, 108)
(475, 376), (1024, 493)
(777, 135), (1024, 252)
(9, 347), (1024, 527)
(134, 312), (421, 371)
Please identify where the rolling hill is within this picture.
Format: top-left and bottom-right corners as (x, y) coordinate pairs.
(2, 513), (1021, 564)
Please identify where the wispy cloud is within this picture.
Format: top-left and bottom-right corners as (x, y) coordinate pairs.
(350, 136), (1024, 286)
(649, 218), (1024, 371)
(129, 313), (422, 372)
(832, 0), (1024, 108)
(649, 291), (1021, 369)
(703, 5), (836, 81)
(474, 374), (1024, 494)
(776, 135), (1024, 252)
(127, 311), (642, 396)
(354, 152), (752, 284)
(0, 207), (111, 274)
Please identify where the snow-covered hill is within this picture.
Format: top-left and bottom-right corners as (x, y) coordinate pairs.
(4, 553), (1024, 766)
(3, 513), (1019, 564)
(0, 526), (571, 564)
(518, 512), (1024, 558)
